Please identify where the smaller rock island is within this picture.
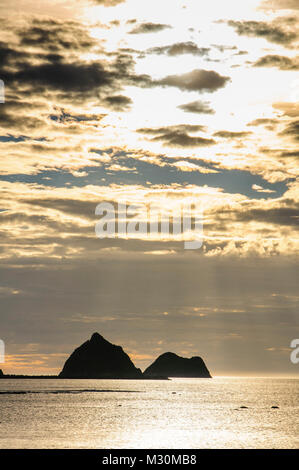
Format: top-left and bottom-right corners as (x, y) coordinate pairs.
(143, 352), (211, 378)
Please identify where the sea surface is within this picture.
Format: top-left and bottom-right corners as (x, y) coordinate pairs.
(0, 377), (298, 449)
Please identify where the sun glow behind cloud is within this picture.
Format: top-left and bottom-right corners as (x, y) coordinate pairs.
(75, 0), (299, 166)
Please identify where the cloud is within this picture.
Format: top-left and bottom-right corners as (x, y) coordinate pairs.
(22, 197), (97, 221)
(236, 206), (299, 227)
(280, 120), (299, 140)
(273, 102), (299, 117)
(93, 0), (125, 5)
(0, 18), (156, 109)
(212, 44), (238, 52)
(248, 118), (278, 127)
(158, 69), (230, 92)
(148, 42), (209, 56)
(2, 61), (113, 93)
(227, 18), (298, 45)
(103, 95), (132, 111)
(178, 100), (215, 114)
(172, 161), (218, 173)
(18, 20), (96, 51)
(137, 125), (215, 148)
(129, 23), (171, 34)
(261, 0), (299, 10)
(0, 44), (151, 104)
(107, 163), (137, 172)
(252, 184), (276, 193)
(49, 110), (104, 124)
(0, 20), (118, 96)
(254, 54), (299, 70)
(1, 179), (298, 271)
(0, 42), (23, 66)
(280, 150), (299, 158)
(137, 125), (206, 134)
(0, 103), (46, 133)
(214, 130), (251, 139)
(247, 118), (278, 131)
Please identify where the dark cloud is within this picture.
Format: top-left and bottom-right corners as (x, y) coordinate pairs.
(138, 124), (206, 134)
(259, 146), (299, 159)
(178, 100), (215, 114)
(234, 50), (248, 56)
(280, 120), (299, 141)
(49, 109), (104, 124)
(148, 42), (209, 56)
(18, 22), (95, 52)
(0, 41), (61, 71)
(0, 97), (104, 135)
(0, 210), (86, 234)
(2, 61), (113, 93)
(0, 21), (120, 103)
(237, 206), (299, 227)
(0, 44), (152, 104)
(212, 44), (237, 52)
(280, 150), (299, 158)
(129, 23), (171, 34)
(0, 42), (23, 66)
(137, 125), (215, 148)
(22, 198), (96, 221)
(0, 105), (45, 132)
(0, 18), (155, 112)
(254, 54), (299, 70)
(246, 118), (277, 131)
(157, 133), (214, 147)
(93, 0), (125, 5)
(227, 18), (297, 45)
(214, 130), (251, 138)
(248, 118), (278, 127)
(103, 95), (132, 111)
(158, 69), (230, 92)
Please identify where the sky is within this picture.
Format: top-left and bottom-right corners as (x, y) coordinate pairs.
(0, 0), (298, 376)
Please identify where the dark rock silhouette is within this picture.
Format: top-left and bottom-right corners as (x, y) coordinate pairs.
(59, 332), (142, 379)
(143, 352), (211, 378)
(0, 369), (3, 377)
(271, 406), (279, 409)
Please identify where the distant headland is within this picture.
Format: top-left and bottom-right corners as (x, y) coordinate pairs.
(0, 332), (212, 379)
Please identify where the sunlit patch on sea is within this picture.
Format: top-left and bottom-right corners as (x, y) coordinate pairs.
(0, 377), (298, 448)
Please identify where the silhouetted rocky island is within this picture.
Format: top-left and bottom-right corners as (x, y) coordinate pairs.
(59, 332), (143, 379)
(0, 369), (3, 377)
(143, 352), (211, 378)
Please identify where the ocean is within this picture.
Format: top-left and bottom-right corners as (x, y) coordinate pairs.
(0, 377), (298, 449)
